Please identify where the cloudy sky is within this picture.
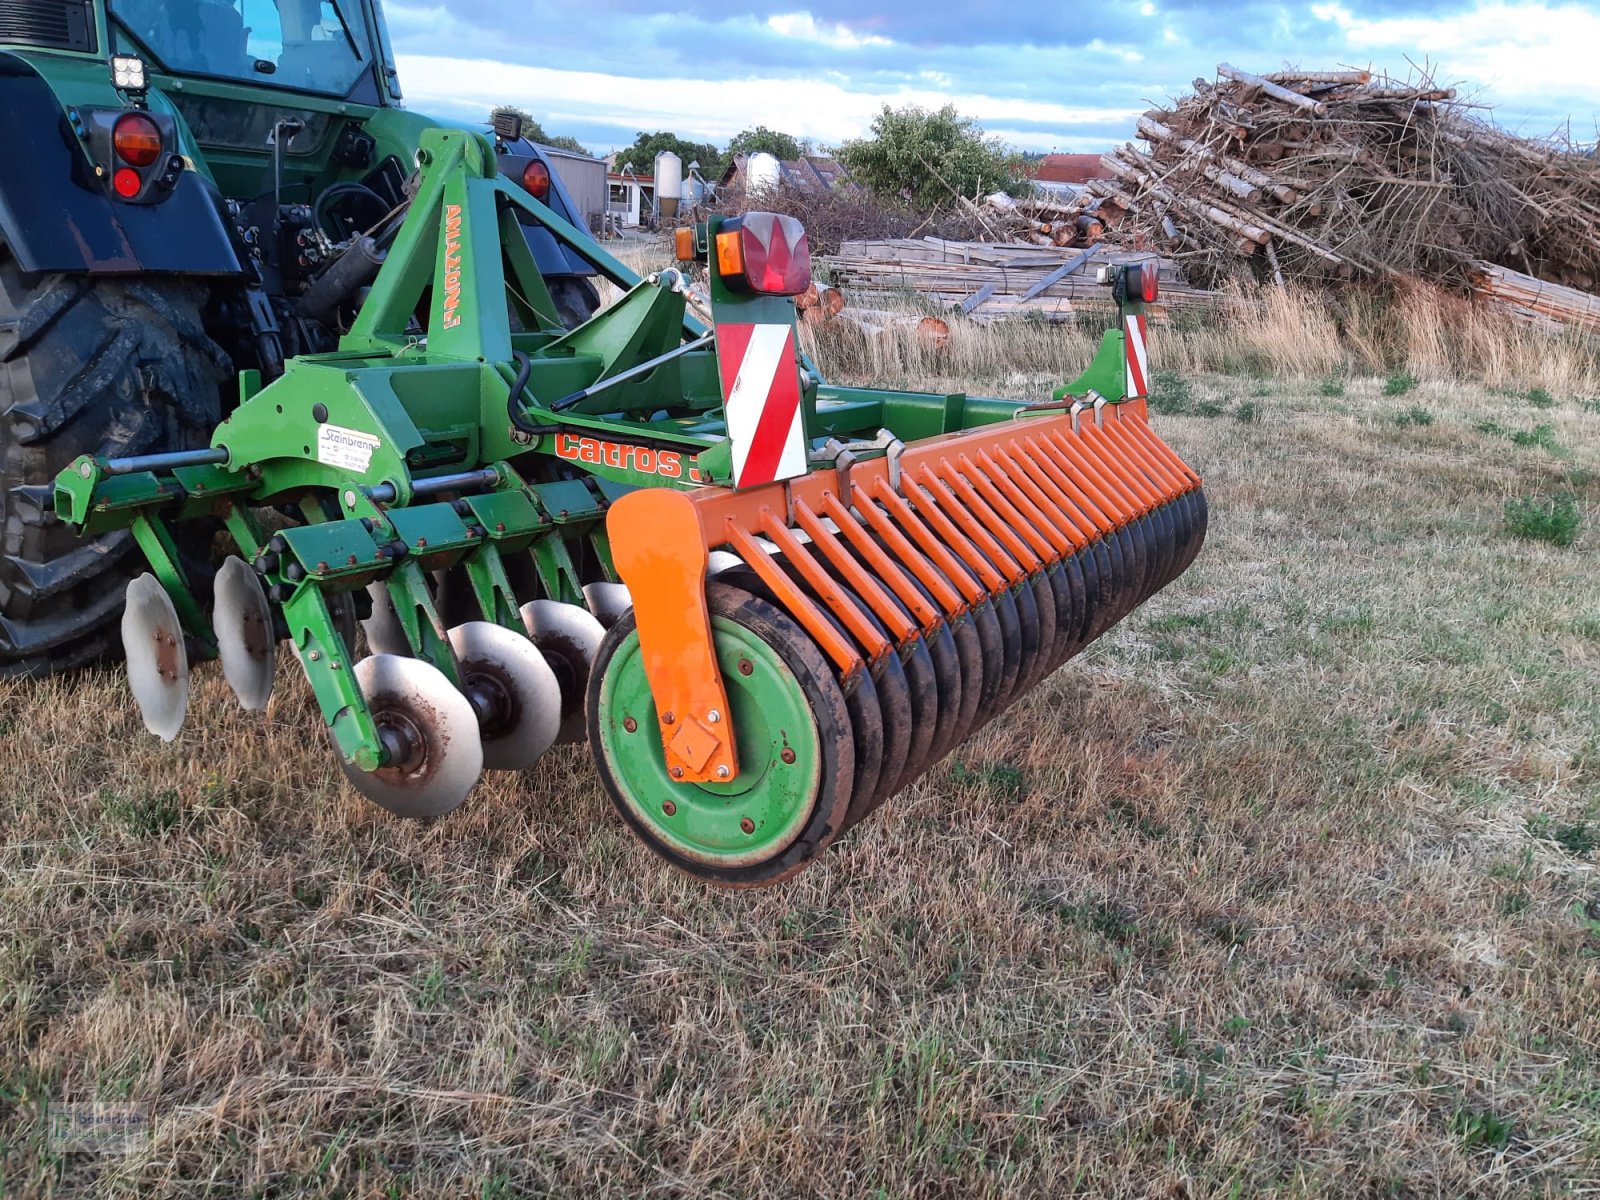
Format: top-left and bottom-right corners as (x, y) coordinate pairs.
(387, 1), (1600, 156)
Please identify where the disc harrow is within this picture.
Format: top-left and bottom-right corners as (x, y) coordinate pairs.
(50, 127), (1206, 888)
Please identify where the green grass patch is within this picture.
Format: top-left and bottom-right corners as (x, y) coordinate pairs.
(1509, 423), (1562, 452)
(1150, 370), (1192, 415)
(1525, 387), (1556, 409)
(1317, 373), (1346, 397)
(1527, 813), (1598, 858)
(1393, 405), (1433, 427)
(101, 788), (183, 837)
(1383, 373), (1419, 396)
(1503, 493), (1580, 547)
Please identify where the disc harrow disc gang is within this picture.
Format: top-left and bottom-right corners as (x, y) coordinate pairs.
(604, 403), (1206, 884)
(520, 600), (606, 744)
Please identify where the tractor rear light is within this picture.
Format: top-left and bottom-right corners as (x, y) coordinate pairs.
(113, 113), (162, 167)
(520, 160), (550, 200)
(112, 167), (142, 198)
(714, 213), (811, 296)
(1139, 265), (1160, 303)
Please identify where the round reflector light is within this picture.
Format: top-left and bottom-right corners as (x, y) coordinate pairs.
(112, 167), (142, 198)
(113, 113), (162, 167)
(521, 160), (551, 200)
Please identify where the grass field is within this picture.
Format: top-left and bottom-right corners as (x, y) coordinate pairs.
(1, 313), (1598, 1196)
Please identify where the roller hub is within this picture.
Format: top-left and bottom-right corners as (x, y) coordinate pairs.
(588, 583), (852, 886)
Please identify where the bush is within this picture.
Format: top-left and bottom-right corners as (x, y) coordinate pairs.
(1503, 493), (1580, 546)
(838, 103), (1028, 210)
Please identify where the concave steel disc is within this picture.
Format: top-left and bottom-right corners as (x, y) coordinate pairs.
(339, 654), (483, 818)
(214, 556), (276, 711)
(706, 550), (746, 577)
(122, 573), (189, 742)
(582, 581), (633, 629)
(362, 581), (412, 657)
(447, 621), (561, 770)
(520, 599), (605, 744)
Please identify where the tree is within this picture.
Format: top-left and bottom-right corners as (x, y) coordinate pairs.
(544, 134), (592, 156)
(727, 125), (803, 163)
(837, 104), (1029, 210)
(613, 131), (724, 180)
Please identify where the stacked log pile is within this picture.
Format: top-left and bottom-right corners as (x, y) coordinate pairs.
(819, 238), (1217, 323)
(1052, 63), (1600, 329)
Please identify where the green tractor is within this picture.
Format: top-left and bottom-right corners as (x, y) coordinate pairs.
(0, 0), (599, 672)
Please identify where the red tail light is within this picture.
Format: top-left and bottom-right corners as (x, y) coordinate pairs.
(112, 167), (142, 198)
(112, 112), (162, 167)
(714, 213), (811, 297)
(1141, 265), (1160, 303)
(521, 160), (551, 200)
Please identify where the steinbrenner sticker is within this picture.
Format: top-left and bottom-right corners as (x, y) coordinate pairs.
(316, 424), (381, 472)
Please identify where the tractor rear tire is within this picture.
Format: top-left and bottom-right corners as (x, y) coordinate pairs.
(548, 276), (602, 329)
(0, 243), (229, 675)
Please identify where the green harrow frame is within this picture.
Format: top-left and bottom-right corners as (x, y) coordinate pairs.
(53, 126), (1206, 886)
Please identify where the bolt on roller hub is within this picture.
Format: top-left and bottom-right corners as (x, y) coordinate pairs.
(589, 583), (853, 886)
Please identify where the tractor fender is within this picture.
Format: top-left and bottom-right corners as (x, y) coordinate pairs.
(0, 53), (242, 276)
(501, 137), (598, 279)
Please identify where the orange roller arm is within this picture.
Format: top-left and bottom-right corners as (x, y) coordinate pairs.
(607, 489), (738, 785)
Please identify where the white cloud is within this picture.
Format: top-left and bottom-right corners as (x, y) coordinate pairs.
(1085, 38), (1144, 65)
(765, 12), (892, 49)
(1312, 1), (1600, 124)
(396, 53), (1142, 150)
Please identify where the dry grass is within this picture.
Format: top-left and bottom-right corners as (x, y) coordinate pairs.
(2, 317), (1599, 1196)
(803, 283), (1600, 398)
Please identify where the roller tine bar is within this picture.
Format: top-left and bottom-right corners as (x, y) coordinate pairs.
(916, 463), (1030, 581)
(862, 479), (986, 606)
(814, 494), (945, 630)
(789, 503), (918, 642)
(722, 522), (863, 673)
(757, 514), (893, 659)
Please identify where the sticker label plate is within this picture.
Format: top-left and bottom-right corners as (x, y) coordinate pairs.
(316, 424), (381, 472)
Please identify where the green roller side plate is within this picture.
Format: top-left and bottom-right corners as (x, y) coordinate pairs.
(596, 617), (822, 867)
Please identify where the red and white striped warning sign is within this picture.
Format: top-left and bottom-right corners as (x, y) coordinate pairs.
(1124, 313), (1150, 400)
(716, 322), (807, 489)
